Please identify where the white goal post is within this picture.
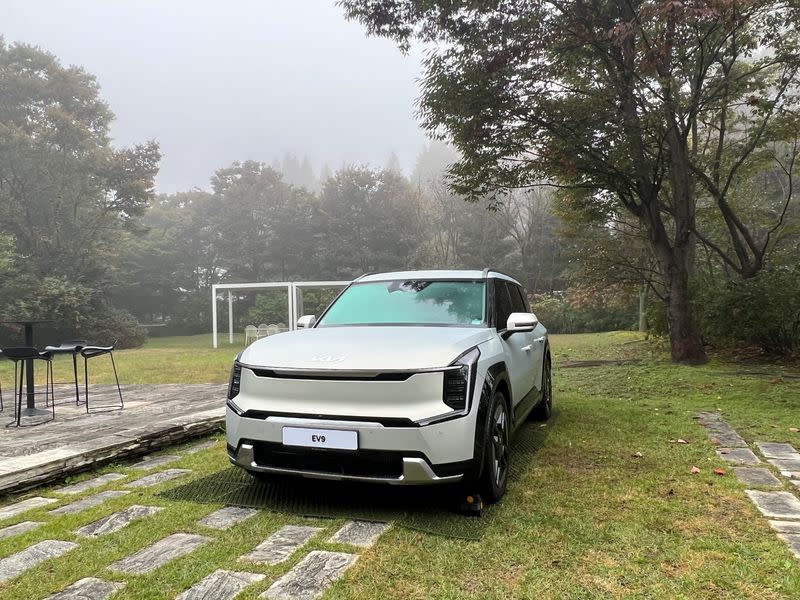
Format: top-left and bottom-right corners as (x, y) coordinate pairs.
(210, 280), (349, 348)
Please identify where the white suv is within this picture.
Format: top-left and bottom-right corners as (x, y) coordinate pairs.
(226, 270), (551, 505)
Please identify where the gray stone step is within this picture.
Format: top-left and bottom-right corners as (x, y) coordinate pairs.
(717, 448), (760, 465)
(778, 533), (800, 560)
(199, 506), (258, 530)
(262, 550), (358, 600)
(57, 473), (126, 495)
(0, 496), (57, 521)
(0, 521), (42, 540)
(110, 532), (210, 574)
(50, 491), (130, 515)
(746, 490), (800, 519)
(44, 577), (125, 599)
(768, 458), (800, 472)
(185, 440), (216, 454)
(176, 569), (265, 600)
(242, 525), (322, 565)
(769, 520), (800, 534)
(756, 442), (799, 460)
(732, 467), (781, 486)
(125, 469), (191, 488)
(696, 413), (747, 447)
(76, 505), (163, 537)
(0, 540), (78, 583)
(131, 455), (180, 470)
(329, 521), (389, 548)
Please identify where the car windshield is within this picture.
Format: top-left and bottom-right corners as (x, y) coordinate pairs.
(317, 280), (487, 327)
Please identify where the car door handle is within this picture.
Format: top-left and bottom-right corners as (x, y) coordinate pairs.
(533, 337), (546, 343)
(521, 344), (533, 352)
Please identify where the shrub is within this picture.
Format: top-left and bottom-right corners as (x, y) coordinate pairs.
(531, 291), (636, 334)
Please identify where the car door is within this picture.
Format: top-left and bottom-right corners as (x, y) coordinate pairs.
(494, 279), (536, 411)
(509, 283), (545, 392)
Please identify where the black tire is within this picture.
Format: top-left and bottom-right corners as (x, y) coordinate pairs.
(478, 390), (510, 503)
(529, 354), (553, 421)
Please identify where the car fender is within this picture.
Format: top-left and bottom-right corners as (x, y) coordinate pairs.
(466, 361), (510, 481)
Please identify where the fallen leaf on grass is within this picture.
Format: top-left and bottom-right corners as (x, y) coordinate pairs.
(770, 424), (780, 428)
(632, 451), (643, 458)
(790, 427), (799, 432)
(714, 468), (726, 476)
(691, 466), (701, 474)
(669, 439), (689, 444)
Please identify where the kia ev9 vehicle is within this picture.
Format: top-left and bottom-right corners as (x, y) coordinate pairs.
(226, 270), (552, 504)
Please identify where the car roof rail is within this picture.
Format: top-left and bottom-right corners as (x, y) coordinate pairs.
(355, 272), (376, 281)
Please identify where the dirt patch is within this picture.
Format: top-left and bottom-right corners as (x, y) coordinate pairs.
(561, 359), (642, 368)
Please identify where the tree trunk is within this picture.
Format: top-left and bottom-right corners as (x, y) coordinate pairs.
(666, 259), (707, 364)
(638, 284), (648, 333)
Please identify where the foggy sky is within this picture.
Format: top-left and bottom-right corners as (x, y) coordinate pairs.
(3, 0), (428, 193)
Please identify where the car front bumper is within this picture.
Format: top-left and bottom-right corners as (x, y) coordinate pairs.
(226, 407), (478, 485)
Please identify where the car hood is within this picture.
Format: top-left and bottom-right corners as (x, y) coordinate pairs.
(238, 326), (493, 371)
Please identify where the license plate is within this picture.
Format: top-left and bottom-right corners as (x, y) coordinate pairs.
(282, 427), (358, 450)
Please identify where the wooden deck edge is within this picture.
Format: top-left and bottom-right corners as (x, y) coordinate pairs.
(0, 415), (224, 498)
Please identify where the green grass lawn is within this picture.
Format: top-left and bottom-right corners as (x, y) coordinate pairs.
(1, 332), (800, 598)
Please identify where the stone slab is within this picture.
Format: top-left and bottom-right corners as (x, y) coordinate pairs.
(778, 534), (800, 559)
(0, 540), (78, 583)
(0, 496), (58, 521)
(717, 448), (760, 465)
(125, 468), (191, 488)
(131, 454), (180, 469)
(329, 520), (389, 548)
(0, 521), (42, 540)
(770, 520), (800, 534)
(199, 506), (258, 530)
(185, 440), (217, 454)
(45, 577), (125, 600)
(57, 473), (127, 495)
(733, 467), (782, 486)
(756, 442), (799, 460)
(746, 490), (800, 519)
(768, 458), (800, 471)
(110, 532), (210, 574)
(242, 525), (322, 565)
(176, 569), (265, 600)
(791, 480), (800, 489)
(696, 413), (747, 447)
(76, 505), (163, 537)
(262, 550), (358, 600)
(50, 490), (130, 515)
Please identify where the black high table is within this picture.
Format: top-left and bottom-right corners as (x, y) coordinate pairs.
(0, 319), (53, 417)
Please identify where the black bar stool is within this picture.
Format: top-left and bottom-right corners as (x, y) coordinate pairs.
(1, 346), (55, 427)
(80, 343), (123, 412)
(44, 340), (87, 405)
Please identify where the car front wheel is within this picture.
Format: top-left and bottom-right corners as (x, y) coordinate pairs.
(478, 390), (510, 503)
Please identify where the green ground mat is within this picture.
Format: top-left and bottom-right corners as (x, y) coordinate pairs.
(160, 421), (551, 540)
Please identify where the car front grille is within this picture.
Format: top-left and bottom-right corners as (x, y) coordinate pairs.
(251, 441), (404, 479)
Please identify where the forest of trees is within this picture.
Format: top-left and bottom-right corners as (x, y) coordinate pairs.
(1, 22), (799, 357)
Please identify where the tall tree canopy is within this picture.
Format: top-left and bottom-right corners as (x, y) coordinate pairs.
(340, 0), (800, 363)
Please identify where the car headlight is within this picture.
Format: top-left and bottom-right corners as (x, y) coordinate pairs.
(228, 360), (242, 400)
(442, 347), (480, 411)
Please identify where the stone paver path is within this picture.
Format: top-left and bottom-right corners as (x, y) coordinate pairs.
(716, 448), (760, 465)
(57, 473), (126, 495)
(733, 467), (781, 486)
(199, 506), (258, 530)
(132, 454), (180, 470)
(44, 577), (125, 600)
(697, 413), (800, 564)
(176, 569), (265, 600)
(125, 468), (191, 488)
(0, 521), (42, 540)
(110, 532), (210, 574)
(185, 440), (216, 454)
(0, 496), (57, 520)
(263, 550), (358, 600)
(50, 490), (130, 515)
(76, 504), (163, 537)
(746, 490), (800, 519)
(243, 525), (322, 565)
(0, 540), (78, 583)
(329, 521), (389, 548)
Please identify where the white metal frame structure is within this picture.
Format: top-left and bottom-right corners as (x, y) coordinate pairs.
(211, 280), (349, 348)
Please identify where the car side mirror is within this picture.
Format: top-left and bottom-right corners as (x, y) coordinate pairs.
(506, 312), (538, 333)
(296, 314), (316, 329)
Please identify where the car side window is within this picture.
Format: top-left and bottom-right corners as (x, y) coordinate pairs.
(509, 284), (528, 314)
(494, 280), (514, 330)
